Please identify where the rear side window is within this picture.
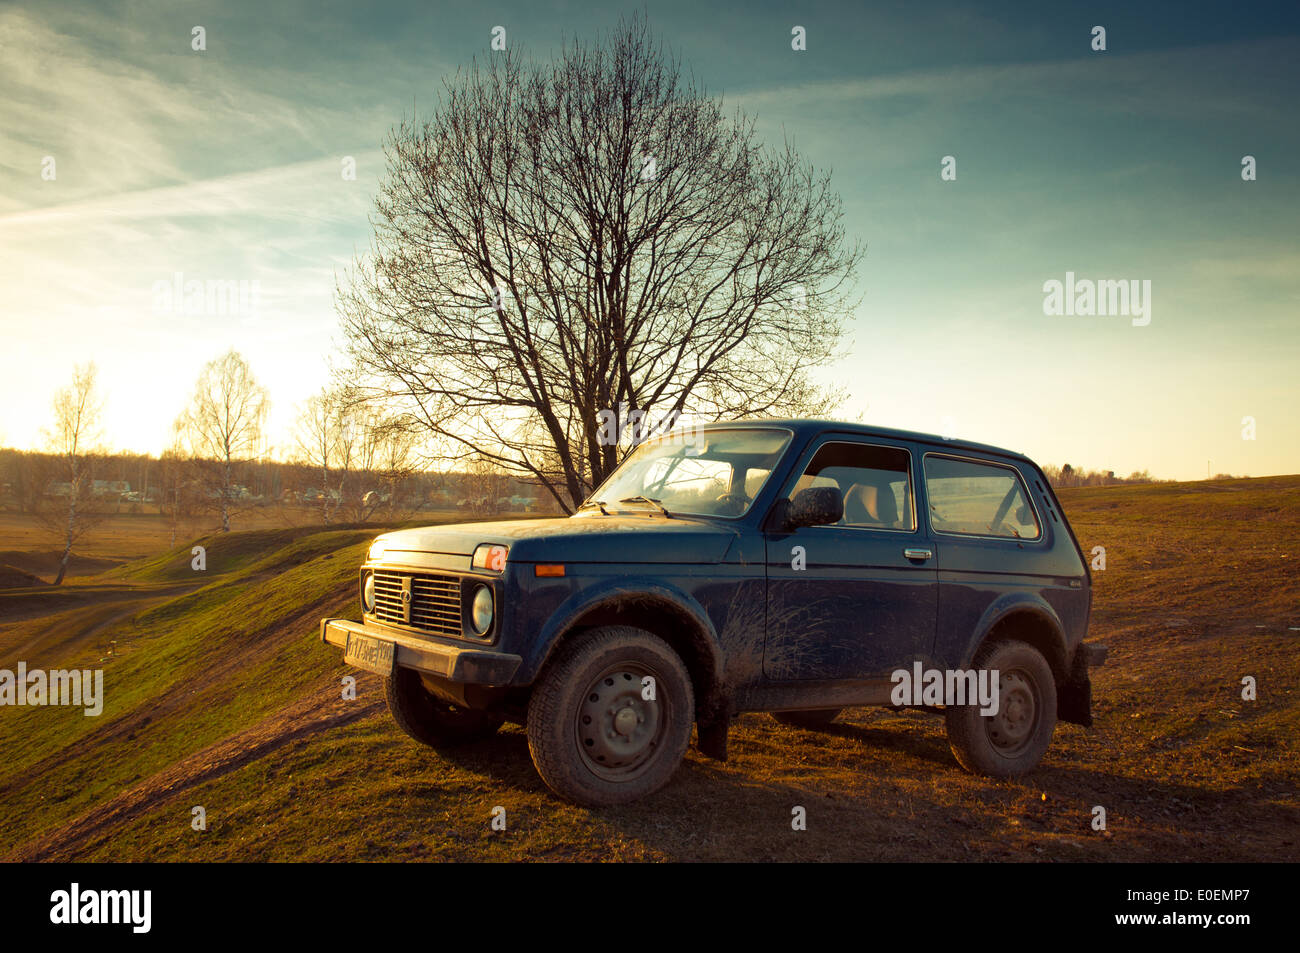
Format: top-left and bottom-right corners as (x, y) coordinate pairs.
(924, 455), (1041, 540)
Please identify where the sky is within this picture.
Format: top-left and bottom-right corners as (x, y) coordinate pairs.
(2, 0), (1297, 480)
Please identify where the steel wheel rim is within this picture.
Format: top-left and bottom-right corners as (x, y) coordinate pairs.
(986, 668), (1039, 756)
(574, 661), (666, 782)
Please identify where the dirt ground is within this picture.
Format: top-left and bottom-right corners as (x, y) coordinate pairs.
(1, 477), (1297, 862)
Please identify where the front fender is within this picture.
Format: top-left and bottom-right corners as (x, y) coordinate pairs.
(518, 574), (726, 689)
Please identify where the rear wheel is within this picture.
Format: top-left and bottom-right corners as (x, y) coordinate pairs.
(945, 640), (1056, 777)
(385, 667), (504, 748)
(526, 626), (694, 806)
(771, 708), (843, 729)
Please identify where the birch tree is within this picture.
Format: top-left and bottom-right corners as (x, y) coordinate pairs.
(176, 350), (269, 531)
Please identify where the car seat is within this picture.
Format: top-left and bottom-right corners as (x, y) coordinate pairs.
(843, 478), (900, 527)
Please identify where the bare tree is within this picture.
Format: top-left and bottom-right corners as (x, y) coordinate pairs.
(176, 350), (269, 532)
(338, 13), (862, 512)
(295, 388), (423, 524)
(41, 363), (106, 584)
(367, 415), (420, 519)
(462, 453), (514, 518)
(340, 404), (407, 521)
(294, 388), (347, 524)
(159, 420), (201, 548)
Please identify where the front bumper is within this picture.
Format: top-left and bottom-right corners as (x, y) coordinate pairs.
(320, 618), (523, 685)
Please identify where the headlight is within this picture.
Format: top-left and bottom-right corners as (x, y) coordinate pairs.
(368, 539), (386, 561)
(362, 571), (376, 612)
(470, 585), (493, 635)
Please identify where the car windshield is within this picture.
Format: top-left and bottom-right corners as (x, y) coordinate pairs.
(581, 428), (793, 519)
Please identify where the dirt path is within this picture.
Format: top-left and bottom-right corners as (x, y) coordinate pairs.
(0, 585), (200, 668)
(6, 673), (383, 862)
(0, 582), (202, 640)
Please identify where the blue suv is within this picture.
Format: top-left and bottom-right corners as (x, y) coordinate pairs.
(321, 420), (1105, 805)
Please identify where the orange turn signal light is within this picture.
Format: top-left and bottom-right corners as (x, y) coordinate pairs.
(472, 544), (508, 572)
(534, 564), (566, 577)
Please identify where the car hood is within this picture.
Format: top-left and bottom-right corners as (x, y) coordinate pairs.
(374, 514), (740, 564)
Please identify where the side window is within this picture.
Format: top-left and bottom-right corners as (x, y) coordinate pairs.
(787, 442), (915, 531)
(923, 456), (1041, 540)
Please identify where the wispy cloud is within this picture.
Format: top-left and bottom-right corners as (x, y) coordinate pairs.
(0, 6), (394, 211)
(730, 36), (1299, 123)
(0, 156), (381, 231)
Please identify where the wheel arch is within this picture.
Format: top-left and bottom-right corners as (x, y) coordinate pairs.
(529, 580), (728, 728)
(961, 595), (1070, 685)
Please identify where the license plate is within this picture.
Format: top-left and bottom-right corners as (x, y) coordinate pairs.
(344, 632), (396, 676)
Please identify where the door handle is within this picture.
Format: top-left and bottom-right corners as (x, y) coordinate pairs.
(903, 548), (933, 561)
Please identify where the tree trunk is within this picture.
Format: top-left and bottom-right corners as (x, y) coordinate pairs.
(54, 544), (72, 586)
(53, 493), (78, 585)
(321, 462), (331, 524)
(221, 455), (232, 531)
(169, 487), (178, 548)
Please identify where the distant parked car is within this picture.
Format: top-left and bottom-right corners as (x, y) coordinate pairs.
(322, 420), (1104, 806)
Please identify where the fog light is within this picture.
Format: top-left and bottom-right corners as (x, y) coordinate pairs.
(362, 572), (376, 612)
(471, 585), (493, 635)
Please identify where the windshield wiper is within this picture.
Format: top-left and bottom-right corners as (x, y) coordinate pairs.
(618, 495), (672, 518)
(577, 499), (610, 515)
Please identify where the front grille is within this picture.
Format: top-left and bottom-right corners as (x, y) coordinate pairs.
(371, 569), (462, 637)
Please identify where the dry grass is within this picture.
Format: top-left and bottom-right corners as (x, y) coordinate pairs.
(1, 476), (1297, 861)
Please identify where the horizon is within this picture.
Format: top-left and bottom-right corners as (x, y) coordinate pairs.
(0, 427), (1279, 485)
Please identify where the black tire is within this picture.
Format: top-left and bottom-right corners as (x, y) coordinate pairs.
(771, 708), (843, 729)
(385, 666), (504, 748)
(526, 626), (694, 807)
(945, 639), (1057, 777)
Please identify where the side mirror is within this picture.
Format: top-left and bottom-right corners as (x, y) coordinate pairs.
(785, 486), (843, 530)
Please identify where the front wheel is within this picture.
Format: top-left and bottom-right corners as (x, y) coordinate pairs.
(385, 667), (504, 749)
(526, 626), (694, 806)
(944, 639), (1057, 777)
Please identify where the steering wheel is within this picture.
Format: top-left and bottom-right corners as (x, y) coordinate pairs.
(714, 492), (750, 515)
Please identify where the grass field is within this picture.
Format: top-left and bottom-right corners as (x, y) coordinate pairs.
(0, 505), (480, 584)
(0, 477), (1296, 862)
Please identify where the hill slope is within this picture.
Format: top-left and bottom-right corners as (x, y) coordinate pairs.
(2, 478), (1297, 862)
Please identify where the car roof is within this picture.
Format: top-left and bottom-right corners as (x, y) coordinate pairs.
(693, 418), (1036, 466)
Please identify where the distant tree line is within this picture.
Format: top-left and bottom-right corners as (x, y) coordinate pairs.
(10, 350), (1183, 587)
(3, 354), (569, 584)
(1043, 463), (1162, 489)
(0, 448), (553, 522)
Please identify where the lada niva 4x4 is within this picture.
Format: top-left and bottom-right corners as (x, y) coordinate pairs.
(322, 420), (1106, 805)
